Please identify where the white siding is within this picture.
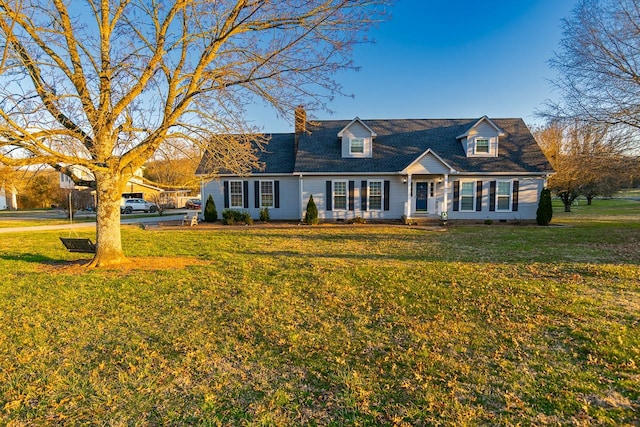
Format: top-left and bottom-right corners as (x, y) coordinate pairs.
(406, 152), (451, 175)
(202, 176), (301, 220)
(203, 174), (546, 223)
(446, 176), (545, 221)
(302, 175), (406, 221)
(468, 121), (501, 138)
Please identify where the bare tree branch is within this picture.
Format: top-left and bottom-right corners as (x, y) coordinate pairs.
(545, 0), (640, 150)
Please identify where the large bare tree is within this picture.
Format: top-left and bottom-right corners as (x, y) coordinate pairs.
(0, 0), (388, 267)
(547, 0), (640, 145)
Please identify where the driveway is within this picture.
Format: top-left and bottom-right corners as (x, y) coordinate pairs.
(0, 211), (192, 234)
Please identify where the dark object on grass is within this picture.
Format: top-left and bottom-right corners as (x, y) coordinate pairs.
(60, 237), (96, 253)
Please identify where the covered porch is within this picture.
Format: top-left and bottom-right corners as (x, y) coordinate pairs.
(402, 174), (449, 220)
(400, 149), (455, 221)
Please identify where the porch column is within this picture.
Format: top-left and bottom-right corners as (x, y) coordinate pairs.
(443, 174), (449, 215)
(405, 174), (412, 218)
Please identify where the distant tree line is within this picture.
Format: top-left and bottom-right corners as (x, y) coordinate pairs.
(533, 122), (639, 212)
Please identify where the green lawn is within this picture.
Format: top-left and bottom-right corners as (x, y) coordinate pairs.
(0, 210), (95, 228)
(1, 200), (639, 425)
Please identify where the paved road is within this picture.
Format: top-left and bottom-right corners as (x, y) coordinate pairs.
(0, 212), (192, 234)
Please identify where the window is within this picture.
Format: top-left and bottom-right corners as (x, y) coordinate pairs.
(475, 138), (489, 154)
(496, 180), (512, 211)
(460, 181), (475, 211)
(368, 180), (383, 210)
(260, 180), (273, 208)
(229, 180), (243, 208)
(350, 137), (364, 154)
(333, 180), (347, 210)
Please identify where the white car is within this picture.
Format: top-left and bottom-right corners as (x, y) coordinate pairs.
(120, 198), (158, 214)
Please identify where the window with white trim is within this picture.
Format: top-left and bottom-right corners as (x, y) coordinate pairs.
(475, 138), (489, 154)
(368, 180), (383, 211)
(333, 180), (348, 210)
(260, 180), (274, 208)
(229, 180), (243, 208)
(349, 137), (364, 154)
(460, 181), (475, 211)
(496, 180), (512, 211)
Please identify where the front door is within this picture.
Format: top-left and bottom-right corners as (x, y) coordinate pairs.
(416, 182), (428, 212)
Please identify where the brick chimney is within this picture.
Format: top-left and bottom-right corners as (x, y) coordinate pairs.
(294, 105), (306, 153)
(295, 105), (306, 134)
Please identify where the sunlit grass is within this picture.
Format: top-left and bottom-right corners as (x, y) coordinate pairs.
(553, 198), (640, 224)
(0, 199), (639, 425)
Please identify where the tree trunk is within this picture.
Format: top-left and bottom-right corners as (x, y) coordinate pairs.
(560, 195), (572, 212)
(586, 196), (593, 205)
(87, 172), (128, 268)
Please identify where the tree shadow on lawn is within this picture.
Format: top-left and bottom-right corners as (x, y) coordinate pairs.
(231, 228), (640, 266)
(236, 248), (640, 267)
(0, 253), (72, 264)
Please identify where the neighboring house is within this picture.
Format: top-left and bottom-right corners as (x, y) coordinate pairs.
(160, 189), (198, 209)
(59, 165), (164, 203)
(0, 184), (18, 210)
(1, 183), (18, 210)
(198, 108), (553, 223)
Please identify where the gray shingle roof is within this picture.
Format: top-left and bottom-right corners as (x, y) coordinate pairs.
(197, 118), (553, 176)
(196, 133), (296, 175)
(295, 118), (552, 174)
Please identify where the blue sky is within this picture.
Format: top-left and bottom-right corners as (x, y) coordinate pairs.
(249, 0), (576, 133)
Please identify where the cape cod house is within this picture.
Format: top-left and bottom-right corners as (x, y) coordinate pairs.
(197, 108), (553, 223)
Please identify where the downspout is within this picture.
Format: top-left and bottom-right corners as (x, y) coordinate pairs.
(200, 178), (204, 217)
(299, 174), (304, 222)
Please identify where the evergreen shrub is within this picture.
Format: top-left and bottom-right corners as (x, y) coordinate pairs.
(222, 209), (253, 225)
(304, 195), (318, 225)
(259, 207), (270, 222)
(204, 195), (217, 222)
(536, 188), (553, 226)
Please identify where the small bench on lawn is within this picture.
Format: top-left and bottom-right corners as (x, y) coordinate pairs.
(60, 237), (96, 253)
(182, 213), (199, 226)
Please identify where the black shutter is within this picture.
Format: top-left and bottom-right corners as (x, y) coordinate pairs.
(476, 180), (483, 212)
(326, 181), (332, 211)
(243, 181), (249, 208)
(349, 181), (355, 211)
(512, 180), (519, 211)
(274, 181), (280, 208)
(384, 180), (390, 211)
(361, 180), (368, 211)
(489, 181), (496, 212)
(254, 181), (260, 208)
(453, 180), (460, 211)
(223, 181), (229, 208)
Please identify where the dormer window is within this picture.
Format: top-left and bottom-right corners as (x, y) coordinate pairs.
(338, 117), (376, 158)
(457, 116), (504, 158)
(475, 138), (489, 154)
(349, 138), (365, 154)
